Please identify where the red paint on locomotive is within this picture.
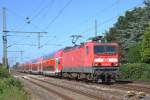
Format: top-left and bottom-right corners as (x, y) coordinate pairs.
(62, 42), (119, 69)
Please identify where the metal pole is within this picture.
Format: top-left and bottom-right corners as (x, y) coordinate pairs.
(2, 7), (8, 68)
(38, 33), (41, 48)
(95, 19), (97, 36)
(20, 50), (24, 61)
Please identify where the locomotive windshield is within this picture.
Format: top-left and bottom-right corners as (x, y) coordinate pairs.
(94, 45), (117, 54)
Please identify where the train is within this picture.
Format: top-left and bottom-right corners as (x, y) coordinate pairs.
(17, 36), (120, 83)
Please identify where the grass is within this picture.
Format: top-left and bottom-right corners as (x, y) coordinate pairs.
(0, 67), (29, 100)
(0, 86), (28, 100)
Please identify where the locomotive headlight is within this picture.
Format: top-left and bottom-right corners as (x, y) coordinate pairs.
(108, 58), (118, 62)
(94, 58), (104, 62)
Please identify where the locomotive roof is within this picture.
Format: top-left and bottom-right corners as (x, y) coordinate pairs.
(42, 48), (64, 60)
(63, 45), (82, 51)
(63, 42), (118, 52)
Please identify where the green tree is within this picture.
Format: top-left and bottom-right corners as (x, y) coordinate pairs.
(141, 24), (150, 63)
(128, 43), (141, 63)
(105, 0), (150, 63)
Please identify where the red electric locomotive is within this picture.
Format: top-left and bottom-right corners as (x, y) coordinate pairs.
(61, 37), (120, 82)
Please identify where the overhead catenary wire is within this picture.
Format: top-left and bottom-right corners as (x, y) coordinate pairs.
(8, 50), (24, 61)
(38, 0), (55, 21)
(7, 34), (55, 39)
(39, 34), (74, 48)
(23, 0), (55, 30)
(7, 9), (45, 31)
(29, 0), (55, 22)
(6, 0), (52, 32)
(6, 9), (27, 31)
(44, 0), (73, 30)
(68, 0), (142, 38)
(76, 0), (121, 28)
(10, 44), (37, 47)
(7, 42), (37, 48)
(5, 8), (59, 49)
(8, 0), (45, 30)
(29, 0), (46, 20)
(79, 2), (144, 35)
(39, 0), (73, 47)
(7, 0), (54, 32)
(38, 35), (57, 48)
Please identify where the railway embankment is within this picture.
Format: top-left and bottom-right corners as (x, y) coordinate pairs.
(0, 67), (28, 100)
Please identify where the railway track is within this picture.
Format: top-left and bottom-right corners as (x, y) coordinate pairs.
(22, 76), (73, 100)
(29, 76), (106, 100)
(58, 77), (150, 94)
(41, 76), (150, 99)
(43, 77), (123, 97)
(113, 84), (150, 94)
(13, 72), (150, 99)
(13, 72), (121, 100)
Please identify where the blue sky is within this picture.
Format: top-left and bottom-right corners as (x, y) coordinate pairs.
(0, 0), (144, 65)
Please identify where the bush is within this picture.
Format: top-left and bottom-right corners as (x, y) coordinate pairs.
(0, 67), (10, 78)
(4, 77), (23, 89)
(0, 67), (28, 100)
(119, 63), (150, 81)
(0, 77), (23, 94)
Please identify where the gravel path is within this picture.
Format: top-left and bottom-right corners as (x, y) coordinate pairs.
(12, 72), (150, 100)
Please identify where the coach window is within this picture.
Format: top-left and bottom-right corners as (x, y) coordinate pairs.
(86, 46), (89, 56)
